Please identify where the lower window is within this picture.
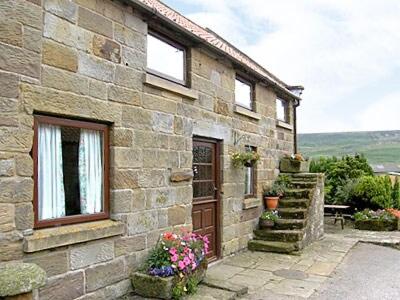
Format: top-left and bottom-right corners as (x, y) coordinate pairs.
(33, 115), (109, 228)
(244, 146), (256, 197)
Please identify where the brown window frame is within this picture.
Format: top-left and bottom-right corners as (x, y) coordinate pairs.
(235, 75), (255, 111)
(276, 98), (290, 123)
(244, 146), (257, 198)
(33, 115), (110, 229)
(146, 30), (188, 86)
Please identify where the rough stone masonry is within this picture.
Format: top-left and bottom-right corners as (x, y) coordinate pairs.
(0, 0), (299, 299)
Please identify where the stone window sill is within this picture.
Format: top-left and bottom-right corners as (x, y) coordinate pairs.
(144, 73), (199, 100)
(23, 220), (124, 253)
(276, 120), (293, 131)
(234, 105), (261, 120)
(243, 197), (260, 210)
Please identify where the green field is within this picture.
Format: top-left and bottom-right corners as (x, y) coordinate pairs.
(298, 131), (400, 164)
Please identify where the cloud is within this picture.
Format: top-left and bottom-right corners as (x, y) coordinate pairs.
(165, 0), (400, 133)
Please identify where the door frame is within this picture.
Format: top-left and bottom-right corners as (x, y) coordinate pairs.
(192, 136), (222, 260)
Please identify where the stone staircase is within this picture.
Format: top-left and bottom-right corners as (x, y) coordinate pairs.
(248, 173), (324, 254)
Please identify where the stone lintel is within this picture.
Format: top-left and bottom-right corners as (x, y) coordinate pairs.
(276, 120), (293, 131)
(23, 220), (124, 253)
(233, 105), (261, 120)
(242, 197), (260, 210)
(144, 73), (199, 100)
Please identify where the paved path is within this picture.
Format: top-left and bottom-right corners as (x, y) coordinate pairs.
(310, 243), (400, 300)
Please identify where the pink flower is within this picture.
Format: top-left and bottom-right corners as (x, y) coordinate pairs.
(178, 260), (186, 270)
(169, 248), (177, 255)
(188, 252), (194, 260)
(191, 262), (197, 270)
(183, 256), (191, 266)
(171, 254), (178, 262)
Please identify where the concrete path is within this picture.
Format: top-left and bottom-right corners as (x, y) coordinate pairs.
(310, 242), (400, 300)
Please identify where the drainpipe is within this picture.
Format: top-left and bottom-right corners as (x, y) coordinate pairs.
(288, 86), (304, 154)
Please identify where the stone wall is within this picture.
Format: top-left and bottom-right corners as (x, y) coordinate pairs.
(0, 0), (296, 299)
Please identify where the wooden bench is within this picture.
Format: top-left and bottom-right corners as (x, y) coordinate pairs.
(324, 205), (350, 230)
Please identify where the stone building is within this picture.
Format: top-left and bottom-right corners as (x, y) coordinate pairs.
(0, 0), (303, 298)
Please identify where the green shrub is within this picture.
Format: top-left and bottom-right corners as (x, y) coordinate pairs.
(353, 176), (393, 209)
(392, 177), (400, 209)
(353, 209), (396, 221)
(310, 154), (373, 205)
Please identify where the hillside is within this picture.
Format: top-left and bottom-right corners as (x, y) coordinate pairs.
(298, 130), (400, 165)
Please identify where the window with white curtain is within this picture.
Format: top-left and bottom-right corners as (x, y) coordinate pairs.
(235, 76), (254, 110)
(147, 32), (186, 84)
(276, 98), (289, 122)
(34, 116), (109, 228)
(244, 146), (256, 197)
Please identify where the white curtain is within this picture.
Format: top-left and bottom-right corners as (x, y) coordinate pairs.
(38, 124), (66, 220)
(79, 129), (103, 214)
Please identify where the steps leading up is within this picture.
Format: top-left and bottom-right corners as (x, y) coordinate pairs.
(284, 188), (313, 198)
(254, 229), (304, 243)
(279, 198), (309, 208)
(278, 208), (307, 219)
(274, 219), (306, 230)
(248, 240), (299, 253)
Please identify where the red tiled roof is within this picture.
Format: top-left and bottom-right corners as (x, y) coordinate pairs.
(134, 0), (301, 99)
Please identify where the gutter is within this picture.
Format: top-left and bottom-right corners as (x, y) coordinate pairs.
(125, 0), (302, 102)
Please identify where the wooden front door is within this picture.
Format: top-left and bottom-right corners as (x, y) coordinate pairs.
(192, 138), (220, 261)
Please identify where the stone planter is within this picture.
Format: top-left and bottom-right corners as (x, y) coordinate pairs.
(355, 219), (398, 231)
(131, 260), (207, 299)
(280, 158), (310, 173)
(259, 218), (274, 230)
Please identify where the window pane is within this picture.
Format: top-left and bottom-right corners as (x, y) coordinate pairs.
(235, 79), (252, 109)
(147, 34), (185, 82)
(244, 166), (253, 195)
(38, 122), (104, 221)
(276, 99), (287, 122)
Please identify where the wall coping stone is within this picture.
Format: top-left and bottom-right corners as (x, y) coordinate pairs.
(0, 263), (46, 297)
(276, 120), (293, 131)
(234, 105), (261, 120)
(23, 220), (124, 253)
(144, 73), (199, 100)
(243, 197), (260, 210)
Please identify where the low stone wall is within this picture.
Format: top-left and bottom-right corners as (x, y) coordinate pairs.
(303, 173), (325, 247)
(355, 219), (398, 232)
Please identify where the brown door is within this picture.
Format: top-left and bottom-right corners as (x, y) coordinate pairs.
(192, 138), (220, 261)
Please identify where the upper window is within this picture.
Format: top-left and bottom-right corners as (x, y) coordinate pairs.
(235, 76), (253, 110)
(276, 98), (289, 123)
(147, 32), (186, 85)
(244, 146), (256, 197)
(33, 115), (109, 228)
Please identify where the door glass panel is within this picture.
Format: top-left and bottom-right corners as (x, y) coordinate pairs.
(193, 165), (212, 180)
(193, 181), (214, 198)
(193, 145), (212, 163)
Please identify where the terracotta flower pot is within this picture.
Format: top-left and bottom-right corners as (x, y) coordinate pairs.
(265, 196), (279, 210)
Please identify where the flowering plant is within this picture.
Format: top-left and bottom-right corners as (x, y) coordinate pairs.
(231, 151), (260, 168)
(260, 210), (279, 222)
(144, 231), (209, 278)
(284, 153), (308, 162)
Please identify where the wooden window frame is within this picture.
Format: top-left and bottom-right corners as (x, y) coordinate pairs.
(147, 30), (188, 86)
(277, 98), (290, 123)
(33, 115), (110, 229)
(235, 75), (255, 111)
(244, 146), (257, 198)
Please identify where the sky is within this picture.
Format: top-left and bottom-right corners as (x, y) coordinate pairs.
(163, 0), (400, 133)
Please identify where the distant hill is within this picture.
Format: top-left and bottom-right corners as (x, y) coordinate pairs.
(298, 130), (400, 165)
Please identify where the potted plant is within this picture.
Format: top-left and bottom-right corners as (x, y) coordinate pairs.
(280, 153), (310, 173)
(231, 151), (260, 168)
(131, 231), (209, 299)
(263, 181), (285, 210)
(259, 210), (279, 229)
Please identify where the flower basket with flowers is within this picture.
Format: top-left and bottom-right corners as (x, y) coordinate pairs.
(131, 231), (209, 299)
(280, 153), (310, 173)
(231, 150), (260, 168)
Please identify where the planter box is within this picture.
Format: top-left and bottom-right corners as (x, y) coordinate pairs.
(131, 260), (207, 299)
(280, 158), (310, 173)
(259, 218), (275, 230)
(355, 219), (398, 231)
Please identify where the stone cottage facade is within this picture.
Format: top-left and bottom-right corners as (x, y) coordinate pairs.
(0, 0), (303, 299)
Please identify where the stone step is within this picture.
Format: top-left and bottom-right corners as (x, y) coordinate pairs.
(254, 229), (304, 242)
(278, 208), (307, 219)
(284, 188), (313, 198)
(279, 198), (309, 208)
(281, 173), (318, 182)
(275, 219), (306, 230)
(248, 240), (299, 254)
(291, 181), (316, 188)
